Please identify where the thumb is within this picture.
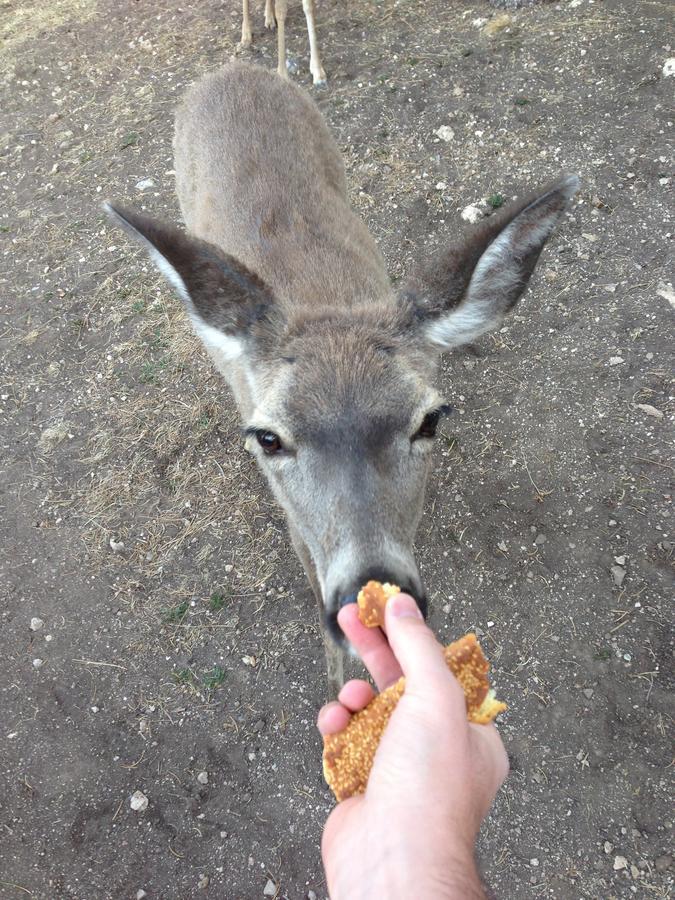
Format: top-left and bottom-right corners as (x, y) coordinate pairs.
(385, 593), (455, 695)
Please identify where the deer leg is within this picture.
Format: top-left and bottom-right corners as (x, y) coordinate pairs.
(239, 0), (253, 47)
(275, 0), (288, 79)
(289, 526), (344, 699)
(264, 0), (276, 29)
(302, 0), (326, 85)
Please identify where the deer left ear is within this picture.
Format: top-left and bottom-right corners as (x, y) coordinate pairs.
(404, 175), (580, 351)
(104, 202), (281, 364)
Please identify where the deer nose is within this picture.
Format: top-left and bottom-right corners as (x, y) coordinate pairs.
(339, 591), (359, 608)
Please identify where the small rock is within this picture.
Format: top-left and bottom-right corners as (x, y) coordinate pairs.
(613, 855), (628, 871)
(583, 688), (594, 699)
(135, 177), (156, 192)
(307, 892), (317, 900)
(198, 874), (210, 890)
(263, 879), (277, 897)
(461, 203), (485, 224)
(655, 854), (671, 872)
(197, 771), (209, 785)
(630, 864), (640, 879)
(656, 282), (675, 307)
(530, 858), (539, 867)
(136, 892), (147, 900)
(534, 533), (547, 545)
(604, 841), (613, 854)
(242, 655), (257, 667)
(602, 283), (618, 293)
(109, 537), (125, 553)
(32, 658), (44, 669)
(497, 540), (508, 553)
(434, 125), (455, 142)
(611, 565), (626, 587)
(130, 790), (149, 811)
(30, 617), (44, 631)
(224, 564), (234, 573)
(662, 58), (675, 78)
(608, 356), (624, 366)
(435, 181), (447, 190)
(635, 403), (663, 419)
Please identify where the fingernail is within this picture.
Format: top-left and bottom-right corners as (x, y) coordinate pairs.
(388, 593), (423, 619)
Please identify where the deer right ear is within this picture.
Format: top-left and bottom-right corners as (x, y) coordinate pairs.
(403, 175), (580, 351)
(104, 203), (280, 363)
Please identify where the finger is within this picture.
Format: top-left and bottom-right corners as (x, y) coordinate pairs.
(338, 679), (375, 712)
(317, 701), (352, 737)
(338, 603), (403, 691)
(469, 722), (510, 786)
(384, 593), (460, 697)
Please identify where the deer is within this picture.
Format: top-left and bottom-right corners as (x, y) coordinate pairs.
(239, 0), (326, 86)
(105, 61), (579, 698)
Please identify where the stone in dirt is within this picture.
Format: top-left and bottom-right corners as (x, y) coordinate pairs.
(263, 879), (277, 897)
(130, 790), (149, 811)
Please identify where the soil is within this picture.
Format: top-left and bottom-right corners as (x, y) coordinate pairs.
(1, 0), (673, 898)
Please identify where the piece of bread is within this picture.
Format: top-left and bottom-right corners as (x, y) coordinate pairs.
(357, 580), (400, 628)
(323, 632), (507, 802)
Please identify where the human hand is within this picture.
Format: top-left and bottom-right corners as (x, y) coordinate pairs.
(318, 593), (509, 900)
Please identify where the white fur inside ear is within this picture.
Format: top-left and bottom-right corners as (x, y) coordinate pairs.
(424, 304), (497, 349)
(190, 316), (245, 363)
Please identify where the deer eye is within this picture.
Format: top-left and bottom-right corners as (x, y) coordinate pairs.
(256, 430), (283, 454)
(414, 411), (440, 440)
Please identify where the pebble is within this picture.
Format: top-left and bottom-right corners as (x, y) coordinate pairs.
(434, 125), (455, 142)
(497, 540), (508, 553)
(461, 203), (485, 224)
(32, 658), (44, 669)
(224, 564), (234, 573)
(614, 555), (627, 566)
(534, 533), (547, 545)
(604, 841), (613, 854)
(611, 565), (626, 587)
(198, 875), (210, 889)
(130, 790), (149, 811)
(630, 864), (640, 879)
(608, 356), (624, 366)
(197, 771), (209, 784)
(30, 617), (44, 631)
(307, 892), (317, 900)
(263, 879), (277, 897)
(635, 403), (663, 418)
(109, 537), (125, 553)
(136, 892), (147, 899)
(583, 688), (594, 699)
(662, 58), (675, 78)
(530, 858), (540, 867)
(613, 855), (628, 871)
(655, 854), (671, 872)
(135, 177), (156, 191)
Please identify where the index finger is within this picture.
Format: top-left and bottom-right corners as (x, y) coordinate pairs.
(337, 603), (403, 691)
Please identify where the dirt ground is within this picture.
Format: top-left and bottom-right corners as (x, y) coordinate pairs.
(1, 0), (673, 897)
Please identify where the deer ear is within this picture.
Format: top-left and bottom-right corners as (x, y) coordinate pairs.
(104, 203), (280, 363)
(404, 175), (580, 351)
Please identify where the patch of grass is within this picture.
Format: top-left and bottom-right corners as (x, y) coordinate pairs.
(202, 666), (226, 690)
(514, 97), (530, 106)
(120, 131), (140, 149)
(172, 667), (194, 685)
(594, 648), (611, 661)
(164, 600), (189, 623)
(0, 224), (10, 233)
(140, 357), (169, 384)
(487, 194), (505, 209)
(131, 299), (145, 314)
(79, 149), (94, 163)
(209, 590), (229, 612)
(197, 413), (212, 429)
(442, 433), (459, 451)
